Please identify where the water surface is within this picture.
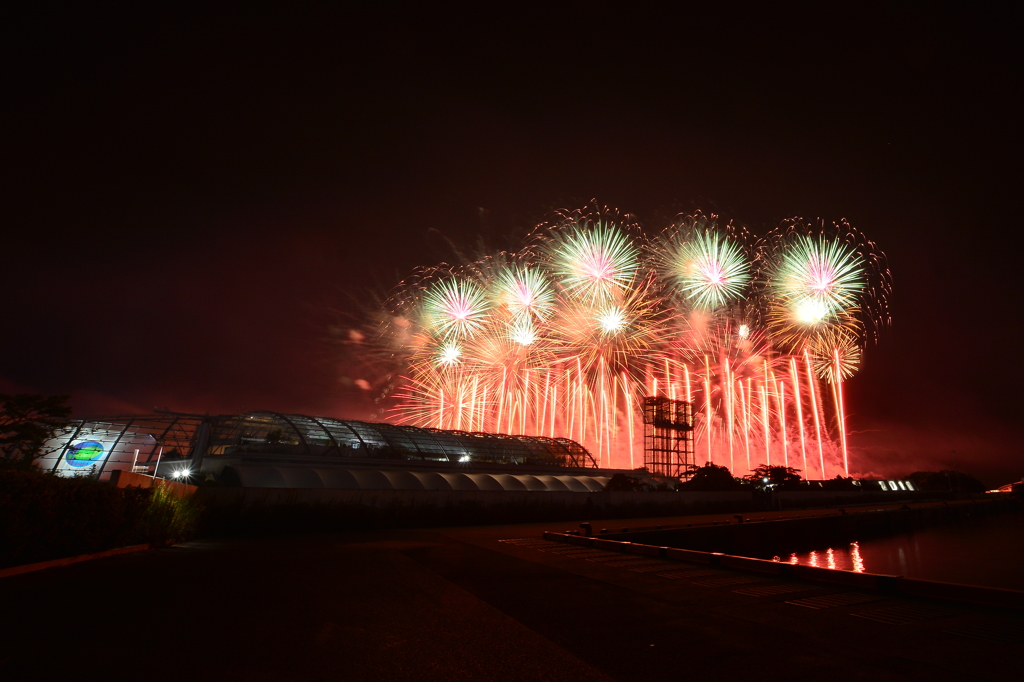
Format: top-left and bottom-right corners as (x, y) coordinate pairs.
(776, 510), (1024, 590)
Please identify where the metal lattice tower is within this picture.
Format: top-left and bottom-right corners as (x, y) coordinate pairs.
(641, 396), (695, 478)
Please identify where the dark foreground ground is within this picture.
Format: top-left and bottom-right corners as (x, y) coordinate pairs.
(2, 505), (1021, 681)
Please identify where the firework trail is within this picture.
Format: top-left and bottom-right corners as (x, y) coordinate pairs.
(366, 207), (890, 478)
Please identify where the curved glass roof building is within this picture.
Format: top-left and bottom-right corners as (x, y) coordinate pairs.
(40, 411), (599, 489)
(211, 411), (596, 468)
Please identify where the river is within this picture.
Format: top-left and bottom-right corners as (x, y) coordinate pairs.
(779, 508), (1024, 590)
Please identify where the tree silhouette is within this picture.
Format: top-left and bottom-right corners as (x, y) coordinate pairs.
(678, 462), (745, 491)
(746, 463), (802, 490)
(0, 394), (72, 469)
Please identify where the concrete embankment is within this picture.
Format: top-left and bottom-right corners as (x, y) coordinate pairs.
(544, 498), (1024, 610)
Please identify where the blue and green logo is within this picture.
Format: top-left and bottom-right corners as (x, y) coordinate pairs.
(67, 440), (105, 468)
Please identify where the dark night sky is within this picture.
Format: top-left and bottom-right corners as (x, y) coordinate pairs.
(3, 5), (1021, 484)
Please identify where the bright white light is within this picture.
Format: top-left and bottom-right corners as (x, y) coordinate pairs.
(512, 330), (535, 345)
(794, 298), (828, 324)
(459, 455), (471, 462)
(598, 307), (626, 333)
(174, 469), (189, 479)
(509, 319), (537, 346)
(437, 343), (461, 365)
(738, 324), (749, 339)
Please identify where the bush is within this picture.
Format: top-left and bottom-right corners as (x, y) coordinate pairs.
(0, 470), (202, 568)
(821, 475), (859, 491)
(678, 463), (746, 491)
(138, 482), (204, 543)
(746, 464), (803, 490)
(603, 473), (645, 492)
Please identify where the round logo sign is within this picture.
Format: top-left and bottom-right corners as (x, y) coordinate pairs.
(67, 440), (105, 468)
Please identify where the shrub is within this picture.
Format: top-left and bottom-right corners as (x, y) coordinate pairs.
(603, 473), (645, 492)
(678, 463), (746, 491)
(0, 470), (202, 568)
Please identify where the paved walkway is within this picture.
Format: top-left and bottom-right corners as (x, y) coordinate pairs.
(2, 506), (1020, 681)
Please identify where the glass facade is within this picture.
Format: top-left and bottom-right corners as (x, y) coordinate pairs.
(38, 411), (597, 480)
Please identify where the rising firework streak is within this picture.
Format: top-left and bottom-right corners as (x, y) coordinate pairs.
(369, 207), (891, 478)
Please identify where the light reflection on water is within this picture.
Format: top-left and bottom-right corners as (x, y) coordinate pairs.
(777, 542), (866, 572)
(772, 510), (1024, 590)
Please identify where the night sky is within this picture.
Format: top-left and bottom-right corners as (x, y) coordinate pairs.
(4, 5), (1021, 484)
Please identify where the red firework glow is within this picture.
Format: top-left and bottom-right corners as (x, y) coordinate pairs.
(368, 208), (891, 478)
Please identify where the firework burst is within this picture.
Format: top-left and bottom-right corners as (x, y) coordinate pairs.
(493, 265), (555, 321)
(366, 206), (890, 477)
(810, 328), (862, 383)
(551, 274), (664, 379)
(422, 277), (491, 340)
(546, 218), (640, 304)
(657, 215), (752, 311)
(774, 233), (864, 317)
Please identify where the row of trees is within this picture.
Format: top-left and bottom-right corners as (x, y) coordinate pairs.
(605, 463), (813, 492)
(607, 463), (990, 493)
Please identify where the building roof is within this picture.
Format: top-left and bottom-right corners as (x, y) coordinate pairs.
(40, 410), (597, 480)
